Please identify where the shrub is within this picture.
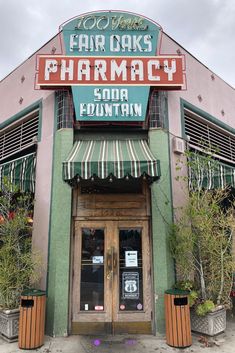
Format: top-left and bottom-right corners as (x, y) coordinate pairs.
(170, 151), (235, 314)
(0, 179), (41, 309)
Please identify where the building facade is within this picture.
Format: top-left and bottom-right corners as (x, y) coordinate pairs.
(0, 10), (235, 336)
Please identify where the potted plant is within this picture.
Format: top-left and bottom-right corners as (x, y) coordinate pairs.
(170, 151), (235, 336)
(0, 179), (41, 342)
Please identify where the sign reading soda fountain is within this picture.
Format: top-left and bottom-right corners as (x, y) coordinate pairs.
(37, 11), (185, 121)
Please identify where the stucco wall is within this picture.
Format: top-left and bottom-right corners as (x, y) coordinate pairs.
(149, 129), (175, 333)
(0, 34), (62, 289)
(159, 32), (235, 210)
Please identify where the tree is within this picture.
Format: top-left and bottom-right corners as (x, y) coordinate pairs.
(170, 151), (235, 314)
(0, 179), (41, 309)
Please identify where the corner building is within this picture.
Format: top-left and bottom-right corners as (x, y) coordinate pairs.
(0, 11), (235, 336)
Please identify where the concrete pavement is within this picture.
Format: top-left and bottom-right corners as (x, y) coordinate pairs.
(1, 317), (235, 353)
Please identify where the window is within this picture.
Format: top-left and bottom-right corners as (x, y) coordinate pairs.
(149, 90), (167, 128)
(56, 90), (74, 129)
(184, 109), (235, 165)
(0, 110), (39, 162)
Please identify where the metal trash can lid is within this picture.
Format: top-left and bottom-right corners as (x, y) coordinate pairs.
(21, 288), (46, 296)
(165, 289), (189, 295)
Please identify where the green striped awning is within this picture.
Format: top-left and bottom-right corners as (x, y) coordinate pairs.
(0, 153), (36, 192)
(188, 154), (235, 190)
(63, 139), (160, 181)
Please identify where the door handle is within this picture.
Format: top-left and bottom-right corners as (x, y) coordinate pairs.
(106, 248), (118, 279)
(113, 248), (118, 274)
(106, 248), (113, 280)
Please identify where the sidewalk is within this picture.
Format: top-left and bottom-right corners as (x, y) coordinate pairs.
(1, 318), (235, 353)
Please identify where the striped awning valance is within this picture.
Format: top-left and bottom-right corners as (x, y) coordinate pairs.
(63, 139), (160, 181)
(0, 153), (36, 192)
(188, 154), (235, 190)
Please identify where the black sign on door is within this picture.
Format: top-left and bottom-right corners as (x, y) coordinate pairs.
(122, 272), (139, 299)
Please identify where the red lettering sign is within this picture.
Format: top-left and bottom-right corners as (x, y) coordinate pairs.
(37, 55), (184, 89)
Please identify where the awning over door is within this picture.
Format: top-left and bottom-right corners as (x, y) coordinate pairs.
(0, 153), (36, 192)
(63, 139), (160, 182)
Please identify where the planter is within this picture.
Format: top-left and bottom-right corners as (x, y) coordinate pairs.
(190, 308), (226, 336)
(0, 308), (20, 342)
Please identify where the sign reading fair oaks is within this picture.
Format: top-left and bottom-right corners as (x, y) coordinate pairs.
(37, 11), (185, 121)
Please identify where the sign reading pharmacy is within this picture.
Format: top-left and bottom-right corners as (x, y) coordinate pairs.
(38, 56), (183, 86)
(37, 11), (185, 121)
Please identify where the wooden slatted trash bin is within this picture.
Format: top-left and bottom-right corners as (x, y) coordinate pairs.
(165, 289), (192, 348)
(18, 289), (46, 350)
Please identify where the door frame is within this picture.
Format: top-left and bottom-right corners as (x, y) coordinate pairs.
(70, 219), (153, 334)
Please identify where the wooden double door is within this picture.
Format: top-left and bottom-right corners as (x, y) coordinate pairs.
(71, 220), (153, 334)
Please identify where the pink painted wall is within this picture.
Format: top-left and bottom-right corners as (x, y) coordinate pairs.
(0, 34), (63, 289)
(159, 32), (235, 210)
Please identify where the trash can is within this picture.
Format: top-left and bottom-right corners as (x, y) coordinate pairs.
(164, 289), (192, 348)
(18, 289), (46, 349)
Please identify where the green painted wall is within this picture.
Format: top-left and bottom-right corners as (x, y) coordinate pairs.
(46, 128), (73, 336)
(45, 124), (174, 335)
(149, 129), (175, 333)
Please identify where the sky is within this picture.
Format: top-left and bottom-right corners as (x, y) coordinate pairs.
(0, 0), (235, 88)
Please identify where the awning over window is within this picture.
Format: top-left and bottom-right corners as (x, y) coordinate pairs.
(63, 139), (160, 182)
(188, 153), (235, 190)
(0, 153), (36, 192)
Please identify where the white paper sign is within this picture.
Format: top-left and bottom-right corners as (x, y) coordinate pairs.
(92, 256), (103, 264)
(125, 251), (138, 267)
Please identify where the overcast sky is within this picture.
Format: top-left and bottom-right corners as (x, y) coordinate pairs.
(0, 0), (235, 88)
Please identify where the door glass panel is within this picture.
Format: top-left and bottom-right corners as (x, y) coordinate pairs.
(80, 228), (104, 311)
(119, 228), (143, 311)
